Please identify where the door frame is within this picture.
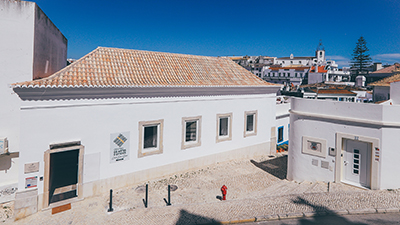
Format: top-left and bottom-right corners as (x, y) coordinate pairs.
(335, 132), (379, 190)
(43, 143), (84, 209)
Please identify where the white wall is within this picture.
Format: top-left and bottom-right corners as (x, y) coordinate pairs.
(0, 1), (36, 192)
(276, 103), (290, 146)
(373, 86), (390, 102)
(288, 98), (383, 183)
(32, 5), (67, 79)
(289, 97), (400, 189)
(18, 94), (276, 195)
(0, 0), (35, 156)
(390, 81), (400, 105)
(0, 0), (67, 201)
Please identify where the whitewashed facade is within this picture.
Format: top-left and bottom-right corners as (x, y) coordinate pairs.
(288, 82), (400, 190)
(11, 47), (280, 219)
(0, 0), (67, 205)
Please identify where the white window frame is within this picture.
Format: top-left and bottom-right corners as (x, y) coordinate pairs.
(244, 110), (257, 137)
(182, 116), (202, 150)
(216, 113), (233, 143)
(138, 119), (164, 157)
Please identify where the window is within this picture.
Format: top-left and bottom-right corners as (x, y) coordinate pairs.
(216, 113), (232, 142)
(182, 116), (201, 149)
(268, 73), (270, 76)
(278, 126), (284, 143)
(244, 111), (257, 137)
(279, 73), (281, 77)
(138, 119), (164, 157)
(290, 61), (293, 64)
(295, 73), (298, 77)
(299, 61), (302, 64)
(283, 73), (285, 76)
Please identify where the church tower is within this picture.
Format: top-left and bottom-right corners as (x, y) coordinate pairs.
(316, 40), (325, 63)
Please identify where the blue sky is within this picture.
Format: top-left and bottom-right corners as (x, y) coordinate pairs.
(34, 0), (400, 67)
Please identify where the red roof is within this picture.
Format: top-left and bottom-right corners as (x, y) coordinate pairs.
(310, 66), (327, 73)
(14, 47), (277, 88)
(311, 89), (356, 95)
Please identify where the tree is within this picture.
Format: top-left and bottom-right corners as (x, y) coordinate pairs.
(350, 36), (372, 81)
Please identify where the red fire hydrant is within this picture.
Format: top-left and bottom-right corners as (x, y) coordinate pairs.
(221, 185), (227, 200)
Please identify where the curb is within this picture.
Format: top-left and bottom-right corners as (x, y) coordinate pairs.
(218, 207), (400, 224)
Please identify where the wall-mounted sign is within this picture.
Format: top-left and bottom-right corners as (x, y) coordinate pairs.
(374, 147), (380, 162)
(110, 132), (130, 163)
(24, 162), (39, 174)
(25, 176), (37, 189)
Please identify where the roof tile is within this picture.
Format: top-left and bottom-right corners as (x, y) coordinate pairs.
(14, 47), (276, 88)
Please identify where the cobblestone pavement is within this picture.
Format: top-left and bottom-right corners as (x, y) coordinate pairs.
(4, 153), (400, 224)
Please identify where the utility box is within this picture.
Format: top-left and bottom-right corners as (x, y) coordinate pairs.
(0, 138), (8, 154)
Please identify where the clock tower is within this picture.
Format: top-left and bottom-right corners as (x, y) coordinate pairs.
(316, 40), (325, 63)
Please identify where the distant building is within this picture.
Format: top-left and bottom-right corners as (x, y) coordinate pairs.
(262, 66), (309, 85)
(228, 56), (277, 78)
(367, 63), (400, 84)
(368, 64), (400, 102)
(277, 41), (326, 67)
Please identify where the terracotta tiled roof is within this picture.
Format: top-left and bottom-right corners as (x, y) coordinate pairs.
(312, 89), (357, 95)
(310, 66), (327, 73)
(369, 74), (400, 86)
(370, 64), (399, 74)
(14, 47), (276, 88)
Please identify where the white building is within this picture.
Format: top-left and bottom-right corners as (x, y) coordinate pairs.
(275, 101), (290, 151)
(262, 66), (309, 85)
(0, 0), (67, 204)
(288, 80), (400, 190)
(11, 47), (280, 219)
(276, 42), (325, 67)
(369, 67), (400, 102)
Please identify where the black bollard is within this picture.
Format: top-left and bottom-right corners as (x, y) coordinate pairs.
(108, 189), (114, 212)
(167, 185), (171, 206)
(164, 185), (172, 206)
(327, 182), (330, 192)
(142, 184), (148, 208)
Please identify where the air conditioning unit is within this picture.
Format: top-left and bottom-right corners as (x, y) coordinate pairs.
(0, 138), (8, 155)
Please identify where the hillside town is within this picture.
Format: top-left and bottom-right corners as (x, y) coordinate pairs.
(1, 0), (400, 224)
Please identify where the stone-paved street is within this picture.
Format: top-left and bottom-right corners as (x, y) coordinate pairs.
(3, 153), (400, 224)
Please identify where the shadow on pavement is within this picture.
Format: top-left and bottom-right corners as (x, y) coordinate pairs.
(175, 209), (221, 225)
(250, 155), (287, 179)
(292, 196), (367, 225)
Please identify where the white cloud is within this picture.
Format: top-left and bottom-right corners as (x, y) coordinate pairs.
(373, 53), (400, 62)
(326, 55), (349, 61)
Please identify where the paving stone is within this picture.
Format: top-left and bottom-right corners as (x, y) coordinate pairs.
(376, 208), (386, 213)
(277, 214), (288, 219)
(385, 208), (400, 213)
(5, 153), (400, 225)
(256, 214), (279, 221)
(348, 208), (377, 215)
(286, 212), (304, 219)
(329, 209), (349, 215)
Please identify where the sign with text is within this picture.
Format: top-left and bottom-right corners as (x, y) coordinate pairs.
(24, 162), (39, 174)
(25, 176), (37, 189)
(110, 132), (130, 163)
